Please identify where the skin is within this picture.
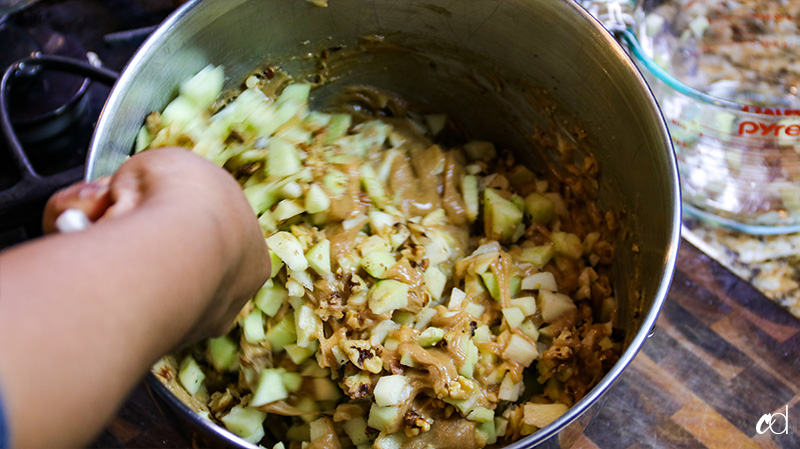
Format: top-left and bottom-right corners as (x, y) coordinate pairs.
(0, 148), (270, 448)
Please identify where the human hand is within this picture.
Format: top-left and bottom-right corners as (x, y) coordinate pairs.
(43, 147), (271, 342)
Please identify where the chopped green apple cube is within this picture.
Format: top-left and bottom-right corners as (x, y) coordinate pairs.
(309, 417), (330, 441)
(539, 290), (577, 322)
(244, 182), (280, 215)
(240, 426), (265, 445)
(368, 404), (402, 432)
(254, 280), (287, 317)
(268, 248), (284, 278)
(280, 371), (303, 392)
(264, 85), (309, 135)
(266, 137), (301, 178)
(207, 335), (238, 371)
(523, 402), (569, 428)
(373, 375), (411, 406)
(286, 278), (304, 297)
(273, 199), (304, 222)
(459, 336), (480, 378)
(423, 265), (447, 302)
(161, 96), (200, 129)
(413, 307), (437, 330)
(443, 393), (480, 416)
(524, 192), (556, 225)
(311, 377), (341, 401)
(258, 210), (277, 233)
(302, 110), (331, 130)
(384, 337), (401, 351)
(325, 113), (352, 143)
(510, 275), (522, 298)
(462, 175), (480, 222)
(374, 432), (407, 449)
(483, 188), (523, 243)
(495, 417), (509, 437)
(343, 417), (370, 446)
(359, 235), (392, 255)
(425, 113), (447, 136)
(368, 210), (399, 235)
(473, 325), (492, 343)
(135, 126), (152, 154)
(502, 334), (538, 367)
(498, 372), (523, 401)
(221, 405), (267, 442)
(480, 272), (501, 301)
(448, 287), (467, 310)
(285, 341), (318, 365)
(290, 267), (314, 291)
(243, 309), (266, 343)
(295, 304), (320, 348)
(266, 313), (296, 352)
(477, 420), (497, 446)
(417, 327), (445, 347)
(276, 124), (312, 146)
(510, 296), (537, 316)
(368, 280), (409, 315)
(180, 64), (224, 109)
(464, 302), (485, 318)
(251, 368), (288, 406)
(361, 251), (396, 278)
(322, 169), (349, 196)
(370, 319), (400, 344)
(178, 355), (205, 395)
(304, 184), (331, 214)
(520, 320), (540, 341)
(360, 163), (387, 206)
(266, 232), (308, 272)
(467, 407), (495, 423)
(507, 165), (537, 188)
(305, 239), (331, 277)
(551, 232), (583, 259)
(502, 307), (525, 329)
(522, 272), (558, 292)
(518, 245), (555, 268)
(393, 311), (415, 326)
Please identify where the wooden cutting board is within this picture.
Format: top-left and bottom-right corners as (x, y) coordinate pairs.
(579, 242), (800, 449)
(91, 240), (800, 448)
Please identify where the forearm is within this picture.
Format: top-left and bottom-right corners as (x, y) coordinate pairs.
(0, 199), (233, 447)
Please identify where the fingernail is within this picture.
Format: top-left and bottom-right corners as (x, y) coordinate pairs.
(78, 179), (110, 201)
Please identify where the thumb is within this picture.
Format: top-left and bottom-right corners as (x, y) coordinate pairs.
(42, 178), (112, 234)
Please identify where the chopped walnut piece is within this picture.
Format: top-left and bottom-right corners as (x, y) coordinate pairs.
(341, 339), (383, 374)
(403, 410), (433, 437)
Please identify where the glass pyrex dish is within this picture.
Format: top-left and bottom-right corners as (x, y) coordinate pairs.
(610, 0), (800, 234)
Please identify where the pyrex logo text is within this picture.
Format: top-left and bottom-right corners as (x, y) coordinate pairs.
(756, 405), (789, 435)
(738, 121), (800, 137)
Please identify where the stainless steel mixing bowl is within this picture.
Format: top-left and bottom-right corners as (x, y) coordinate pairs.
(85, 0), (681, 447)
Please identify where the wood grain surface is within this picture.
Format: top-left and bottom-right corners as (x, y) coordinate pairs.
(90, 240), (800, 448)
